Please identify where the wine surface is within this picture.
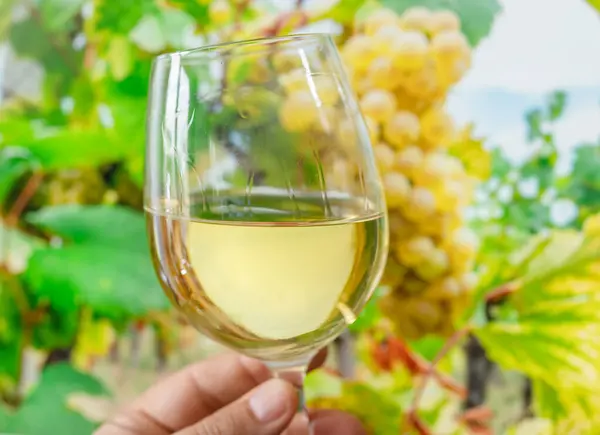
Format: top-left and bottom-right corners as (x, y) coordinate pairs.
(147, 192), (387, 360)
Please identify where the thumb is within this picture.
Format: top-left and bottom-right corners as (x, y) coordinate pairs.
(176, 378), (298, 435)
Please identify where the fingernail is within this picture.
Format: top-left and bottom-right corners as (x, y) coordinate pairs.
(249, 379), (291, 422)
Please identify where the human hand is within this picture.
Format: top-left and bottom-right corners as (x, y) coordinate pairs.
(95, 349), (365, 435)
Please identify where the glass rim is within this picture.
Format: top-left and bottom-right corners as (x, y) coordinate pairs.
(153, 32), (333, 63)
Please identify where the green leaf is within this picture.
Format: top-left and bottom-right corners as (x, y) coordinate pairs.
(0, 277), (22, 389)
(587, 0), (600, 14)
(475, 231), (600, 396)
(32, 307), (80, 350)
(320, 0), (370, 25)
(106, 36), (134, 81)
(22, 130), (134, 169)
(305, 369), (343, 402)
(547, 91), (567, 121)
(489, 148), (512, 180)
(5, 363), (108, 435)
(95, 0), (158, 34)
(24, 206), (168, 317)
(37, 0), (87, 32)
(0, 147), (40, 206)
(9, 18), (77, 74)
(381, 0), (501, 46)
(348, 287), (382, 333)
(26, 205), (148, 251)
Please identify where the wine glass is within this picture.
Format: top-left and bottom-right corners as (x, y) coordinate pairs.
(145, 34), (388, 433)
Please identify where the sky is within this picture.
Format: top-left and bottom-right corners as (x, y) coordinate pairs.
(459, 0), (600, 93)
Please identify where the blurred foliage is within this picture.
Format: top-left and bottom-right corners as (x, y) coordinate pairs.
(5, 0), (600, 434)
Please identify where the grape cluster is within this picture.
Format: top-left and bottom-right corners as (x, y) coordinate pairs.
(342, 7), (478, 339)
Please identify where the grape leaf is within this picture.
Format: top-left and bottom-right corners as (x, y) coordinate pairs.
(95, 0), (158, 34)
(588, 0), (600, 14)
(8, 18), (78, 74)
(22, 130), (136, 169)
(106, 36), (134, 81)
(348, 287), (383, 333)
(129, 15), (167, 52)
(0, 147), (40, 206)
(0, 276), (22, 389)
(24, 206), (168, 317)
(26, 205), (148, 252)
(489, 147), (512, 180)
(380, 0), (502, 47)
(4, 363), (108, 435)
(474, 231), (600, 396)
(38, 0), (87, 32)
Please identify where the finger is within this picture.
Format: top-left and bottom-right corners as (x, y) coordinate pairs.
(117, 352), (271, 433)
(101, 348), (328, 434)
(312, 410), (367, 435)
(176, 378), (297, 435)
(283, 409), (366, 435)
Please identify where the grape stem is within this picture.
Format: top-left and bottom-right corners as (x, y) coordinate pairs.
(4, 172), (43, 227)
(407, 325), (472, 434)
(484, 281), (519, 303)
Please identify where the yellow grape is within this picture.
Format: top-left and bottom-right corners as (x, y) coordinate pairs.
(326, 159), (356, 190)
(360, 89), (397, 123)
(279, 91), (318, 132)
(395, 145), (424, 179)
(403, 186), (437, 221)
(390, 31), (429, 72)
(402, 59), (442, 100)
(281, 71), (339, 105)
(395, 235), (435, 267)
(367, 57), (401, 90)
(410, 299), (443, 329)
(388, 213), (418, 240)
(364, 8), (400, 36)
(418, 212), (459, 237)
(384, 111), (421, 149)
(415, 247), (449, 281)
(209, 0), (232, 25)
(413, 152), (463, 186)
(420, 107), (455, 147)
(272, 51), (302, 72)
(584, 213), (600, 237)
(381, 257), (408, 287)
(424, 276), (462, 299)
(457, 272), (478, 294)
(434, 179), (465, 212)
(401, 275), (429, 295)
(342, 35), (375, 72)
(399, 7), (433, 33)
(312, 106), (339, 134)
(445, 228), (478, 271)
(373, 142), (396, 173)
(429, 10), (461, 34)
(431, 31), (471, 63)
(382, 172), (411, 208)
(372, 25), (406, 55)
(364, 116), (380, 144)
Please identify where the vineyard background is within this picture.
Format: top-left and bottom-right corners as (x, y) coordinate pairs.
(2, 0), (600, 434)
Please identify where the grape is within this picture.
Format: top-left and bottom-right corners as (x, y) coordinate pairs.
(395, 145), (424, 179)
(384, 111), (420, 149)
(373, 143), (396, 173)
(403, 186), (436, 221)
(399, 7), (433, 33)
(209, 0), (232, 25)
(364, 8), (400, 36)
(360, 89), (397, 123)
(420, 107), (455, 147)
(390, 31), (429, 72)
(415, 248), (449, 281)
(342, 35), (375, 72)
(312, 106), (339, 134)
(382, 172), (411, 208)
(326, 159), (356, 190)
(429, 10), (461, 34)
(279, 91), (318, 132)
(281, 71), (339, 105)
(388, 213), (418, 241)
(339, 5), (482, 341)
(380, 257), (407, 287)
(367, 57), (400, 90)
(395, 235), (435, 267)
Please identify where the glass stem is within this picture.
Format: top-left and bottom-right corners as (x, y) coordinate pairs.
(266, 359), (313, 435)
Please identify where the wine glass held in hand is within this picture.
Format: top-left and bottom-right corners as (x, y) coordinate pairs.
(145, 34), (389, 434)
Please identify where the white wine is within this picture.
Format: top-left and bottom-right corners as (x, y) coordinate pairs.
(147, 192), (387, 361)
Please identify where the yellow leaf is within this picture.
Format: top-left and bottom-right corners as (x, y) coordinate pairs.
(448, 124), (491, 180)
